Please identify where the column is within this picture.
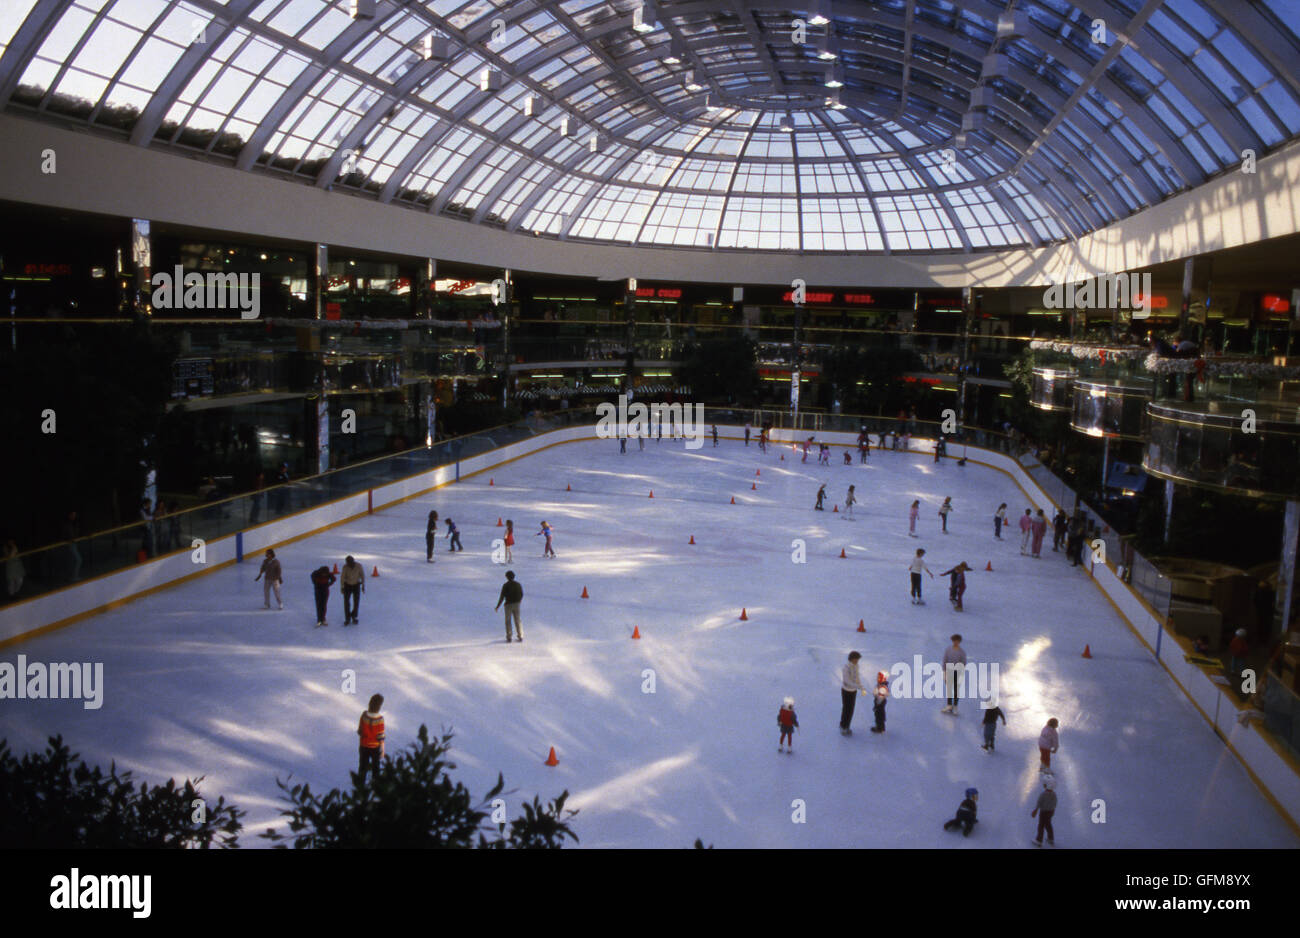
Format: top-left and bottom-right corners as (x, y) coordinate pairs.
(313, 243), (328, 320)
(130, 218), (151, 317)
(1277, 500), (1300, 639)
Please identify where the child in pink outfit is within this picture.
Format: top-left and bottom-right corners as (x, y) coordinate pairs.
(909, 500), (920, 537)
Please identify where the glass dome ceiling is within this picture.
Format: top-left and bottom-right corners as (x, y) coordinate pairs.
(2, 0), (1298, 253)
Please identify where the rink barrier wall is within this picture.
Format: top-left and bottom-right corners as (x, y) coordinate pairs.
(4, 422), (1298, 834)
(0, 423), (602, 649)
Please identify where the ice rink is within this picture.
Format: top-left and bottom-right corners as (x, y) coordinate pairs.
(2, 434), (1294, 848)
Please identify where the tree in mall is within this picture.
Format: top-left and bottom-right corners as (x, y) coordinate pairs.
(262, 725), (578, 849)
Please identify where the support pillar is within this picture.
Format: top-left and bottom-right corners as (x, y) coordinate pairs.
(958, 286), (972, 426)
(1277, 499), (1300, 638)
(1178, 256), (1194, 336)
(1163, 478), (1175, 545)
(130, 218), (151, 317)
(313, 243), (328, 320)
(791, 301), (802, 430)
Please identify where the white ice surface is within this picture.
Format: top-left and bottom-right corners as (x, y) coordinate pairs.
(2, 437), (1294, 848)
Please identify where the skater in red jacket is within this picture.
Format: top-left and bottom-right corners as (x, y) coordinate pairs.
(777, 696), (799, 752)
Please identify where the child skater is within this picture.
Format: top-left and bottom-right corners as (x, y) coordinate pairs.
(503, 519), (514, 563)
(537, 520), (556, 558)
(938, 497), (953, 533)
(843, 450), (852, 465)
(943, 788), (979, 837)
(939, 561), (970, 611)
(870, 671), (889, 733)
(445, 517), (463, 552)
(815, 484), (827, 511)
(777, 696), (799, 753)
(982, 701), (1007, 752)
(994, 503), (1007, 540)
(909, 499), (920, 537)
(909, 548), (935, 604)
(845, 485), (857, 519)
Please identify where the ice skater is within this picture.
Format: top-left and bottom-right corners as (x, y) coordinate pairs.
(845, 485), (857, 519)
(494, 570), (523, 643)
(1052, 508), (1068, 551)
(744, 423), (751, 446)
(981, 701), (1006, 751)
(938, 497), (953, 533)
(994, 503), (1007, 540)
(1031, 777), (1056, 846)
(310, 564), (335, 627)
(940, 562), (970, 611)
(712, 424), (718, 447)
(1019, 508), (1033, 554)
(840, 651), (866, 735)
(357, 693), (385, 784)
(802, 437), (813, 463)
(870, 672), (888, 733)
(425, 510), (438, 562)
(815, 484), (827, 511)
(777, 696), (799, 752)
(943, 788), (979, 837)
(1038, 717), (1060, 772)
(340, 554), (365, 625)
(254, 548), (283, 610)
(445, 517), (463, 552)
(1030, 509), (1048, 558)
(537, 520), (556, 558)
(909, 548), (935, 604)
(909, 499), (920, 537)
(941, 634), (966, 713)
(843, 450), (852, 465)
(503, 519), (514, 563)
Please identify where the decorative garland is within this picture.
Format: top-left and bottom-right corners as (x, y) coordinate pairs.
(1143, 354), (1300, 381)
(1029, 340), (1147, 362)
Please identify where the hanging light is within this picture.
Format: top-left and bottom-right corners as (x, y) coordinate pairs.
(824, 63), (844, 88)
(522, 94), (535, 116)
(632, 2), (657, 33)
(422, 34), (450, 60)
(479, 68), (502, 92)
(779, 113), (795, 132)
(684, 69), (704, 91)
(663, 39), (684, 65)
(807, 0), (830, 27)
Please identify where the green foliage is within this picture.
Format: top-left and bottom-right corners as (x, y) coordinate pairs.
(675, 336), (759, 404)
(262, 725), (578, 849)
(0, 736), (242, 848)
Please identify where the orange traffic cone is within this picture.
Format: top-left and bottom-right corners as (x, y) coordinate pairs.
(780, 454), (785, 461)
(739, 608), (749, 621)
(756, 469), (761, 476)
(631, 626), (641, 639)
(137, 549), (148, 563)
(688, 535), (695, 544)
(1082, 644), (1093, 659)
(489, 478), (494, 486)
(496, 517), (503, 527)
(857, 619), (866, 632)
(730, 496), (736, 504)
(566, 484), (571, 491)
(751, 482), (757, 490)
(332, 563), (340, 574)
(581, 586), (589, 599)
(840, 548), (847, 558)
(649, 490), (654, 498)
(544, 747), (558, 766)
(985, 561), (993, 571)
(371, 566), (380, 577)
(833, 504), (838, 513)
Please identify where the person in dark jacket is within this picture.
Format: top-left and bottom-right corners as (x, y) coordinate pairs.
(981, 703), (1007, 751)
(944, 788), (979, 836)
(310, 565), (335, 627)
(340, 555), (365, 625)
(494, 570), (523, 642)
(1031, 777), (1057, 846)
(426, 510), (438, 562)
(445, 518), (463, 552)
(815, 484), (826, 511)
(1052, 509), (1068, 551)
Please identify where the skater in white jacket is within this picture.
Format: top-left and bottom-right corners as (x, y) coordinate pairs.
(908, 548), (935, 604)
(1038, 718), (1060, 771)
(840, 651), (866, 735)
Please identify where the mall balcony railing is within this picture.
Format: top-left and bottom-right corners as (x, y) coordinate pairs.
(1, 407), (597, 609)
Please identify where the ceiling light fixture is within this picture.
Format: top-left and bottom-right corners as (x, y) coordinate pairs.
(632, 2), (657, 33)
(684, 69), (704, 92)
